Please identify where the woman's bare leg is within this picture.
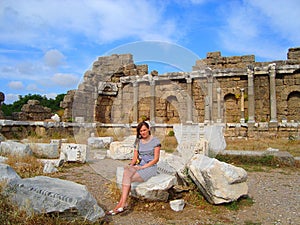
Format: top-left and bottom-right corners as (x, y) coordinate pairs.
(114, 167), (143, 210)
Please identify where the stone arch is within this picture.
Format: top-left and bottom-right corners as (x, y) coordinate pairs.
(166, 95), (180, 123)
(280, 86), (299, 104)
(158, 85), (192, 123)
(224, 93), (239, 123)
(287, 91), (300, 122)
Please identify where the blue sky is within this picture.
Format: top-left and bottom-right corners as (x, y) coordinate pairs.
(1, 0), (299, 104)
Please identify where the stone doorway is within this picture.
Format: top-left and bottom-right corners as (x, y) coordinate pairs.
(166, 96), (180, 123)
(95, 96), (114, 123)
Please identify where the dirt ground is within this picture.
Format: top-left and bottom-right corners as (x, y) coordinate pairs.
(51, 162), (300, 225)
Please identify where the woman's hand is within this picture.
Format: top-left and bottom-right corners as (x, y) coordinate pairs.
(134, 165), (144, 170)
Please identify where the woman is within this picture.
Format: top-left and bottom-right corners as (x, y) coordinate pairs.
(107, 121), (161, 215)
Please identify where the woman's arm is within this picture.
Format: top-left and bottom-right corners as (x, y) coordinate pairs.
(129, 149), (139, 166)
(136, 146), (160, 169)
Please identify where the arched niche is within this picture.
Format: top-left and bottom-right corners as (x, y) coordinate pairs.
(224, 93), (239, 123)
(287, 91), (300, 122)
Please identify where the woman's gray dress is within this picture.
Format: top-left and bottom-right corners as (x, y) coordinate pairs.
(135, 137), (161, 181)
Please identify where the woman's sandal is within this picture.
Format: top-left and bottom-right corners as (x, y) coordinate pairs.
(106, 207), (126, 216)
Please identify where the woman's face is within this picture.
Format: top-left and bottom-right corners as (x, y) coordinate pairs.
(139, 125), (150, 139)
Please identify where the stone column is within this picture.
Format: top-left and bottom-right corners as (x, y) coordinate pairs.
(217, 87), (222, 123)
(186, 77), (193, 123)
(205, 69), (213, 124)
(269, 63), (278, 124)
(117, 83), (123, 123)
(240, 88), (245, 123)
(247, 66), (255, 124)
(150, 80), (156, 124)
(133, 82), (139, 124)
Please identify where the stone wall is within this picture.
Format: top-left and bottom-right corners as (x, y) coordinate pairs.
(193, 51), (255, 69)
(12, 100), (52, 121)
(60, 90), (75, 122)
(288, 47), (300, 60)
(58, 47), (300, 139)
(69, 54), (148, 123)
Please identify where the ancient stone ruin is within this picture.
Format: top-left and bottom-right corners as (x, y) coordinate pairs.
(0, 47), (299, 139)
(12, 99), (52, 121)
(58, 47), (300, 139)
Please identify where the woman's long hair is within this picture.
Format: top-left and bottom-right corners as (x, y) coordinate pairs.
(136, 121), (150, 139)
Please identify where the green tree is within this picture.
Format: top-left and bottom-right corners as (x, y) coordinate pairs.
(1, 93), (66, 117)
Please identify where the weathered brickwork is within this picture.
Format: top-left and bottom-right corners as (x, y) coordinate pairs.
(12, 100), (52, 121)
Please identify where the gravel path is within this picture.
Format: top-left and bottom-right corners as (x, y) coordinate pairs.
(232, 169), (300, 225)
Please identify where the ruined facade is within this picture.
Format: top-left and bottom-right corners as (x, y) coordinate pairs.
(58, 48), (300, 138)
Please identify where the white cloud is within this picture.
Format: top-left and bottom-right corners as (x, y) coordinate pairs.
(26, 83), (43, 92)
(8, 81), (24, 90)
(17, 62), (38, 75)
(51, 73), (80, 87)
(44, 49), (65, 68)
(218, 0), (300, 60)
(45, 93), (58, 100)
(248, 0), (300, 43)
(4, 94), (20, 104)
(0, 0), (177, 49)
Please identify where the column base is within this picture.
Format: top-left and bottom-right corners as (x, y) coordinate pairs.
(185, 120), (193, 124)
(269, 121), (278, 128)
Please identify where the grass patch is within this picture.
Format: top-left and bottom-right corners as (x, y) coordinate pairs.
(224, 196), (254, 211)
(181, 182), (254, 213)
(225, 138), (300, 157)
(215, 154), (286, 170)
(216, 154), (276, 165)
(244, 220), (262, 225)
(161, 135), (178, 153)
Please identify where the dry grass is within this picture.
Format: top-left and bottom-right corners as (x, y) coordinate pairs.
(105, 180), (121, 203)
(225, 138), (300, 157)
(5, 154), (44, 178)
(96, 127), (129, 141)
